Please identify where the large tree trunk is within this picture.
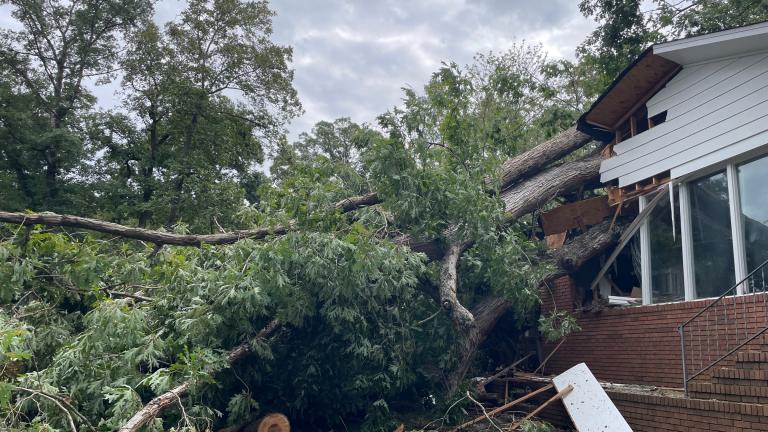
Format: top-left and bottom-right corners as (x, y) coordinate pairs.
(438, 241), (479, 394)
(496, 127), (593, 190)
(501, 151), (603, 221)
(444, 219), (622, 394)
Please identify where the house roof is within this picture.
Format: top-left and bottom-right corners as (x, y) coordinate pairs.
(577, 21), (768, 142)
(655, 21), (768, 64)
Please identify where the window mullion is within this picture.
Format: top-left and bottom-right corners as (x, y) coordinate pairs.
(727, 163), (748, 294)
(679, 182), (696, 300)
(640, 195), (653, 305)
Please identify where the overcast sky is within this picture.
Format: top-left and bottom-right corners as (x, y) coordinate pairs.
(2, 0), (595, 140)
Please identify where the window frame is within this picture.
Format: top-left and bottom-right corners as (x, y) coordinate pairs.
(638, 148), (768, 304)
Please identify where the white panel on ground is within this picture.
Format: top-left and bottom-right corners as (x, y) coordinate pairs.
(552, 363), (632, 432)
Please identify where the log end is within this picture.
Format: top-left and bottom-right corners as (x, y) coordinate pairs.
(254, 413), (290, 432)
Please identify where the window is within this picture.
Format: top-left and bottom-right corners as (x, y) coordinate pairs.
(738, 157), (768, 276)
(689, 171), (735, 298)
(633, 152), (768, 305)
(648, 191), (684, 303)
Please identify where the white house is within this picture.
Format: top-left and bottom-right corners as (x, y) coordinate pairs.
(578, 21), (768, 306)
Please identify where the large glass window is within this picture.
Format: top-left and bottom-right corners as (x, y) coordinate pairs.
(689, 171), (735, 298)
(738, 156), (768, 273)
(649, 191), (685, 303)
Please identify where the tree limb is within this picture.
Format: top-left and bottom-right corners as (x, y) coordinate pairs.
(118, 319), (281, 432)
(501, 151), (603, 221)
(495, 127), (593, 190)
(0, 193), (380, 247)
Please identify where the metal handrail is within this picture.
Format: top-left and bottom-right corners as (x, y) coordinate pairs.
(678, 257), (768, 394)
(680, 257), (768, 327)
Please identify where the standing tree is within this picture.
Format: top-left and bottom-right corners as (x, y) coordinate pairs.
(94, 0), (301, 231)
(0, 0), (153, 210)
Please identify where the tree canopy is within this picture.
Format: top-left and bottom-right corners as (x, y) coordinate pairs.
(2, 1), (768, 431)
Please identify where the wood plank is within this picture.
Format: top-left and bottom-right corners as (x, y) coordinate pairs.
(539, 196), (612, 235)
(545, 232), (567, 249)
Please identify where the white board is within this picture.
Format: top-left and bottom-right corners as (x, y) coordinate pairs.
(552, 363), (632, 432)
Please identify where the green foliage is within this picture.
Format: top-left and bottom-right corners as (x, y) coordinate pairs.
(572, 0), (768, 100)
(461, 227), (552, 315)
(538, 310), (581, 343)
(0, 0), (301, 231)
(519, 419), (554, 432)
(0, 226), (432, 430)
(0, 0), (154, 211)
(3, 2), (753, 430)
(365, 44), (573, 244)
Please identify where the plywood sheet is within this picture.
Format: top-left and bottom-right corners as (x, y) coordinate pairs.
(540, 196), (611, 235)
(553, 363), (632, 432)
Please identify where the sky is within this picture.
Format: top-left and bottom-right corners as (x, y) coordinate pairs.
(0, 0), (595, 140)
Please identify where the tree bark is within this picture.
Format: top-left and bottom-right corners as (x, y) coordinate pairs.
(439, 241), (480, 395)
(501, 151), (603, 221)
(496, 127), (593, 190)
(119, 320), (281, 432)
(138, 111), (162, 228)
(0, 193), (381, 246)
(444, 219), (623, 393)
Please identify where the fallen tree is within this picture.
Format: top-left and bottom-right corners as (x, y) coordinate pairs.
(118, 320), (281, 432)
(1, 126), (611, 413)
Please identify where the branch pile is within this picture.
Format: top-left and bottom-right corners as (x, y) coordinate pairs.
(0, 125), (617, 423)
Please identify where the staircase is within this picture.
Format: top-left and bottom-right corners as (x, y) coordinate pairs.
(688, 334), (768, 403)
(678, 258), (768, 395)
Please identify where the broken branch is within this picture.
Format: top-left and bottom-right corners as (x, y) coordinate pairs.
(451, 383), (555, 431)
(118, 319), (281, 432)
(0, 193), (380, 247)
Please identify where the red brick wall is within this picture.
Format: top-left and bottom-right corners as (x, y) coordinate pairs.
(611, 391), (768, 431)
(539, 275), (575, 313)
(535, 386), (768, 431)
(540, 276), (768, 388)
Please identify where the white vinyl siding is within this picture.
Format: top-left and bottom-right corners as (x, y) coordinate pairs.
(600, 50), (768, 187)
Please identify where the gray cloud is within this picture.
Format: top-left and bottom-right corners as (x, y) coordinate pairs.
(269, 0), (593, 139)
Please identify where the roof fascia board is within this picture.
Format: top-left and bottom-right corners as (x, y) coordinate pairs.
(655, 21), (768, 65)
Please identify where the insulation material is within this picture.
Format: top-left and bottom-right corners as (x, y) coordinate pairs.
(553, 363), (632, 432)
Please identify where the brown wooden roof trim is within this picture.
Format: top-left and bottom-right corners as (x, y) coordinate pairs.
(577, 47), (681, 142)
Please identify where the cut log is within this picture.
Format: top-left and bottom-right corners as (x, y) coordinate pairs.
(254, 413), (290, 432)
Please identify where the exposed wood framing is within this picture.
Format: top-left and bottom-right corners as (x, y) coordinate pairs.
(606, 171), (671, 205)
(588, 186), (670, 292)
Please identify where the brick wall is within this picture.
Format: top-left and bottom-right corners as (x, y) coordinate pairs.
(611, 391), (768, 431)
(539, 275), (574, 313)
(540, 276), (768, 388)
(533, 385), (768, 431)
